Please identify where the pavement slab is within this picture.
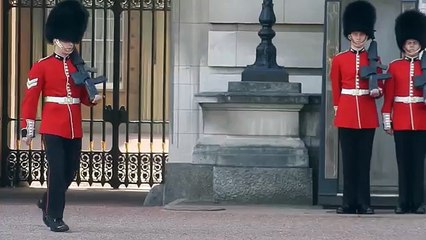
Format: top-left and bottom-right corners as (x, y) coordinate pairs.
(0, 188), (425, 240)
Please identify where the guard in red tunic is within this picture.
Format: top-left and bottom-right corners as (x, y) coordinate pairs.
(20, 0), (101, 231)
(382, 10), (426, 214)
(331, 1), (383, 214)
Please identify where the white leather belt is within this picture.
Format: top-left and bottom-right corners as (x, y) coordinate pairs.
(341, 88), (370, 96)
(44, 96), (80, 104)
(394, 96), (424, 103)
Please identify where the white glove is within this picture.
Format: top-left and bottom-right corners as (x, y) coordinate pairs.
(370, 88), (380, 98)
(92, 95), (102, 104)
(21, 119), (35, 146)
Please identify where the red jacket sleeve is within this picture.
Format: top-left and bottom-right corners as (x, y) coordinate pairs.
(381, 64), (395, 114)
(330, 55), (341, 107)
(80, 86), (94, 107)
(21, 63), (44, 129)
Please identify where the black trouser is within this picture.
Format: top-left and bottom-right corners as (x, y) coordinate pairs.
(339, 128), (375, 209)
(394, 130), (426, 210)
(39, 134), (81, 219)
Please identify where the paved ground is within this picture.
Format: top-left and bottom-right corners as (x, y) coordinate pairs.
(1, 188), (425, 240)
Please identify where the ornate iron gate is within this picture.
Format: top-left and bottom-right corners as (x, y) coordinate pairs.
(0, 0), (170, 188)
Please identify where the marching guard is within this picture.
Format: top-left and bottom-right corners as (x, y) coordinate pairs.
(20, 0), (101, 231)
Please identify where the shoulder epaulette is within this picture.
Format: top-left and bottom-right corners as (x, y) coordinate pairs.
(37, 55), (51, 63)
(389, 58), (403, 65)
(334, 50), (349, 57)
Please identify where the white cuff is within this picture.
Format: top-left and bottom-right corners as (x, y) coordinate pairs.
(382, 113), (392, 130)
(22, 119), (35, 138)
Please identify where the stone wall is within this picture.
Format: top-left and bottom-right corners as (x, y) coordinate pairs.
(165, 0), (325, 205)
(170, 0), (325, 163)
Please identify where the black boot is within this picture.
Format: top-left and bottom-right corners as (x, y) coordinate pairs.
(47, 216), (70, 232)
(336, 206), (356, 214)
(357, 206), (375, 215)
(394, 206), (407, 214)
(36, 199), (49, 227)
(412, 207), (425, 214)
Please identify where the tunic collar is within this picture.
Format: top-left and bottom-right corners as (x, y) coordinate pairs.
(349, 48), (365, 54)
(404, 56), (419, 62)
(53, 53), (70, 61)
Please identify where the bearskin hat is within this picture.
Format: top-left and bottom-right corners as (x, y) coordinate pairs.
(395, 10), (426, 52)
(45, 0), (89, 44)
(343, 1), (376, 39)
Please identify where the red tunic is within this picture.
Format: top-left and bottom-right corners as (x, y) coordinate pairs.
(21, 54), (92, 139)
(381, 57), (426, 130)
(330, 49), (382, 129)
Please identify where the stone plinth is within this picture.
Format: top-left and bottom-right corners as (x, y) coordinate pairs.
(159, 81), (313, 205)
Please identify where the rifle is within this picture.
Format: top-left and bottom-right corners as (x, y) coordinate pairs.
(413, 50), (426, 101)
(69, 50), (107, 102)
(360, 40), (391, 91)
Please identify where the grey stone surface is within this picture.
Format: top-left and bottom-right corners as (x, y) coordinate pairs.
(218, 146), (308, 167)
(228, 81), (301, 93)
(241, 67), (290, 83)
(192, 143), (221, 165)
(284, 0), (324, 24)
(143, 184), (164, 206)
(209, 0), (284, 23)
(176, 93), (320, 206)
(300, 98), (321, 142)
(164, 199), (225, 211)
(213, 166), (312, 204)
(236, 31), (323, 68)
(183, 93), (320, 206)
(3, 199), (426, 240)
(164, 163), (214, 204)
(196, 92), (310, 104)
(163, 162), (313, 205)
(194, 143), (309, 167)
(201, 104), (303, 136)
(0, 187), (148, 205)
(299, 96), (321, 204)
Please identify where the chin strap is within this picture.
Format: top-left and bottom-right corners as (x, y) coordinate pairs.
(54, 39), (74, 54)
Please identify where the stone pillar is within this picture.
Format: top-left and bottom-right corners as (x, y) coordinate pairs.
(160, 0), (211, 204)
(168, 0), (209, 164)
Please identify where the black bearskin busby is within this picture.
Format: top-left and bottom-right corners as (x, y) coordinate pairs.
(343, 0), (376, 39)
(45, 0), (89, 44)
(395, 10), (426, 52)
